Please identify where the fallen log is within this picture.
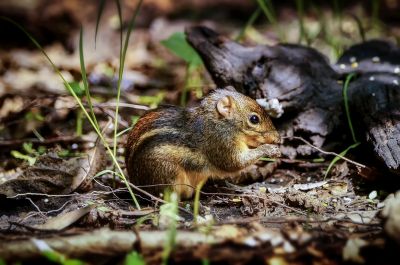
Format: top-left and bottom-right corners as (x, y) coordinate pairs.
(335, 41), (400, 173)
(347, 73), (400, 172)
(186, 26), (400, 174)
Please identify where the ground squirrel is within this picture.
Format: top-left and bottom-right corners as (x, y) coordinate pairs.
(125, 87), (281, 198)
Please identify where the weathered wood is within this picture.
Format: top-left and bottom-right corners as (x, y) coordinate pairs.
(186, 26), (343, 157)
(347, 73), (400, 172)
(186, 26), (400, 173)
(336, 40), (400, 75)
(335, 41), (400, 172)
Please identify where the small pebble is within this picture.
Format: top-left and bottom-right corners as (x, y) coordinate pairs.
(394, 67), (400, 74)
(71, 143), (78, 149)
(259, 187), (267, 193)
(372, 56), (380, 63)
(244, 237), (258, 247)
(350, 57), (357, 63)
(369, 190), (378, 200)
(351, 62), (359, 68)
(369, 76), (375, 81)
(343, 197), (352, 203)
(372, 93), (376, 97)
(283, 241), (296, 253)
(339, 64), (346, 69)
(393, 79), (399, 85)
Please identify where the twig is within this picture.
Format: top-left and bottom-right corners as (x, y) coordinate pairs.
(0, 136), (89, 147)
(218, 215), (381, 226)
(94, 102), (149, 110)
(289, 136), (366, 168)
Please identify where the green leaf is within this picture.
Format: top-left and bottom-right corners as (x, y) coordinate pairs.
(25, 111), (44, 122)
(137, 92), (165, 108)
(42, 250), (85, 265)
(57, 149), (70, 157)
(37, 145), (47, 154)
(42, 250), (64, 263)
(11, 150), (36, 166)
(325, 142), (360, 178)
(202, 259), (210, 265)
(161, 32), (203, 68)
(124, 251), (146, 265)
(22, 142), (35, 155)
(67, 81), (85, 97)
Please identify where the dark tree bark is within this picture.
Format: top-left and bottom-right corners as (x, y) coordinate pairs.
(347, 74), (400, 172)
(336, 41), (400, 172)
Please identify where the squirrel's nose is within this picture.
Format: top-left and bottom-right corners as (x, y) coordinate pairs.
(265, 131), (281, 144)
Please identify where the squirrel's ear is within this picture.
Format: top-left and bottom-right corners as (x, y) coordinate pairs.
(217, 95), (235, 118)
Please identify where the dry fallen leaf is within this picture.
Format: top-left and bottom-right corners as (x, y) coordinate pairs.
(35, 205), (95, 230)
(381, 190), (400, 244)
(343, 238), (368, 263)
(0, 145), (105, 197)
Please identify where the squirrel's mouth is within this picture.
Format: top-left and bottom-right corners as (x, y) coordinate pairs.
(246, 134), (268, 148)
(263, 131), (281, 144)
(244, 131), (281, 148)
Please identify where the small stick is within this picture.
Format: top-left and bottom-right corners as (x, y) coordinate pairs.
(289, 136), (366, 168)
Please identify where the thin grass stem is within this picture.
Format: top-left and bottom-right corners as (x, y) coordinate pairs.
(343, 73), (357, 143)
(79, 27), (99, 130)
(1, 16), (141, 209)
(113, 0), (144, 159)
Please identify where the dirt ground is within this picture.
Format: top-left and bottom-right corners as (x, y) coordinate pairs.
(1, 0), (400, 264)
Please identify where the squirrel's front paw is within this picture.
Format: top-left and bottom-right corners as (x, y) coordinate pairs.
(260, 144), (281, 158)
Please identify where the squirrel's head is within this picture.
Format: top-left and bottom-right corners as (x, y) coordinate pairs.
(203, 87), (281, 148)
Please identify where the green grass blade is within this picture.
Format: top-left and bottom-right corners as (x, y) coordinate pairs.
(351, 14), (366, 42)
(79, 27), (99, 130)
(371, 0), (380, 26)
(296, 0), (308, 44)
(117, 126), (133, 137)
(94, 0), (106, 48)
(324, 142), (360, 178)
(115, 0), (123, 62)
(256, 0), (276, 24)
(235, 8), (261, 41)
(333, 0), (342, 22)
(124, 251), (146, 265)
(1, 16), (141, 209)
(76, 109), (83, 136)
(193, 179), (206, 225)
(113, 0), (144, 158)
(343, 73), (357, 143)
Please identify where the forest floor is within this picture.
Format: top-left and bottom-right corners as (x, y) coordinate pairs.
(0, 1), (400, 264)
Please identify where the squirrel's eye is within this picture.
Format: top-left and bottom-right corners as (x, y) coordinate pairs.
(249, 115), (260, 124)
